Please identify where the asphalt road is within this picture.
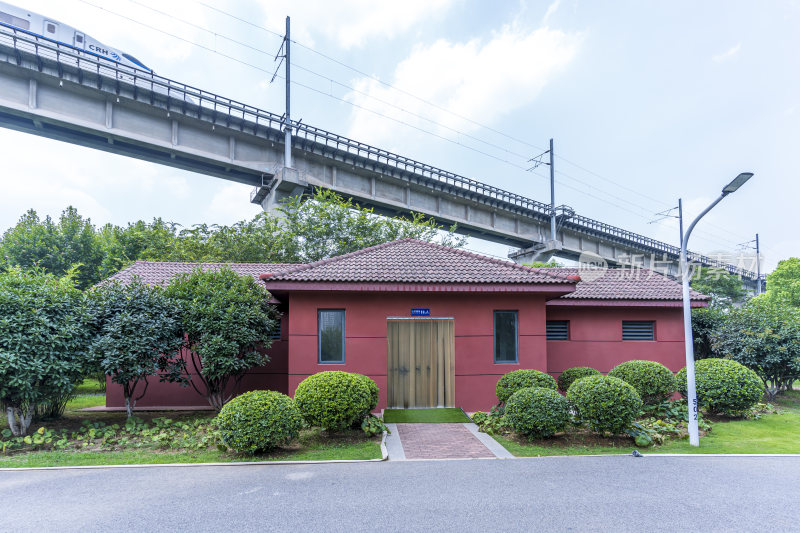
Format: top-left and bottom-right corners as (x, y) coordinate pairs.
(1, 456), (797, 532)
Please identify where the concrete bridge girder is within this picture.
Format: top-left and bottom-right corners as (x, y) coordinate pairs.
(0, 37), (760, 288)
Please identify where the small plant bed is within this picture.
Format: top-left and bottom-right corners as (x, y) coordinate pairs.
(383, 408), (470, 423)
(494, 430), (638, 457)
(0, 416), (382, 468)
(1, 394), (382, 467)
(0, 426), (381, 468)
(480, 395), (800, 457)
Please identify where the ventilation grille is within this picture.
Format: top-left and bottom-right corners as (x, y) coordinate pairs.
(622, 321), (654, 340)
(546, 321), (569, 340)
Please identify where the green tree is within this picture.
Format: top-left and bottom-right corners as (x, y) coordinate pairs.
(2, 190), (466, 284)
(164, 268), (279, 410)
(522, 260), (564, 268)
(97, 218), (191, 278)
(0, 269), (89, 435)
(691, 307), (724, 359)
(274, 189), (466, 263)
(712, 297), (800, 401)
(0, 207), (103, 289)
(765, 257), (800, 307)
(690, 269), (748, 309)
(87, 280), (187, 418)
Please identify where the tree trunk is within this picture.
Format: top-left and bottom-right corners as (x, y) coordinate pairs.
(208, 390), (224, 412)
(6, 404), (34, 437)
(765, 381), (779, 403)
(124, 397), (135, 419)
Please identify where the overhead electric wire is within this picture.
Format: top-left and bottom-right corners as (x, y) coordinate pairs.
(184, 1), (755, 250)
(79, 0), (536, 171)
(75, 0), (753, 257)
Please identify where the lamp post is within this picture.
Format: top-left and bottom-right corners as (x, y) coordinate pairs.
(681, 172), (753, 446)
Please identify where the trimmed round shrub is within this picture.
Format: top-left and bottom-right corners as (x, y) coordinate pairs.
(677, 359), (764, 415)
(354, 373), (379, 413)
(496, 369), (557, 403)
(608, 360), (676, 405)
(217, 390), (303, 454)
(351, 373), (380, 427)
(557, 367), (601, 392)
(567, 375), (643, 435)
(505, 387), (570, 439)
(294, 371), (373, 431)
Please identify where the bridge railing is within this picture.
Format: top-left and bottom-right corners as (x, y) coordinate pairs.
(564, 214), (762, 279)
(0, 25), (764, 281)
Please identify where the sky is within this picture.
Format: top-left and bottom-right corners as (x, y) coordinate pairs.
(1, 0), (797, 273)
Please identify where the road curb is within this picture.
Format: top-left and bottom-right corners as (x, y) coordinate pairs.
(512, 453), (800, 459)
(0, 431), (389, 472)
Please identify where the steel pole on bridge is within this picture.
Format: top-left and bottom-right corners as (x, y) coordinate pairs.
(680, 172), (753, 446)
(549, 138), (556, 242)
(284, 16), (292, 169)
(756, 233), (762, 295)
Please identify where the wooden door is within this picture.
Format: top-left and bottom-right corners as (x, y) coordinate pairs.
(387, 319), (455, 408)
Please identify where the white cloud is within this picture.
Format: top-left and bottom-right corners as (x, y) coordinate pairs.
(344, 23), (582, 144)
(541, 0), (562, 26)
(712, 43), (741, 63)
(257, 0), (455, 49)
(204, 183), (262, 224)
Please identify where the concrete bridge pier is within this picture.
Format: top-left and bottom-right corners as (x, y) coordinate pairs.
(255, 167), (307, 216)
(508, 240), (563, 265)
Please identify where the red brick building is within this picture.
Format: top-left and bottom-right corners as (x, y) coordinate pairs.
(104, 239), (708, 412)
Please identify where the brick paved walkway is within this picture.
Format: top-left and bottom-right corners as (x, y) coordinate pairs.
(396, 423), (495, 459)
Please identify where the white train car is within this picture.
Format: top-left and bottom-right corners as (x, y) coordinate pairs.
(0, 1), (151, 71)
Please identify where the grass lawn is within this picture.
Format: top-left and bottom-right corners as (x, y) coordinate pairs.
(74, 378), (105, 395)
(383, 408), (471, 423)
(652, 390), (800, 454)
(495, 390), (800, 457)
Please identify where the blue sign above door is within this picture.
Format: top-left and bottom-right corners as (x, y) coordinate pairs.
(410, 308), (431, 317)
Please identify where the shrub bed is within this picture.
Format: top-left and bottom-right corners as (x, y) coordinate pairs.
(567, 375), (642, 435)
(294, 371), (373, 431)
(470, 411), (488, 425)
(505, 387), (570, 439)
(608, 360), (676, 405)
(557, 367), (601, 392)
(496, 369), (557, 404)
(217, 390), (303, 454)
(677, 359), (764, 415)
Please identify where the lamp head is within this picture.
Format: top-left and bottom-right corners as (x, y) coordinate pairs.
(722, 172), (754, 195)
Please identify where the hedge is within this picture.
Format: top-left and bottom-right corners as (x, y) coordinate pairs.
(216, 390), (303, 454)
(505, 387), (570, 439)
(557, 367), (601, 392)
(496, 369), (557, 404)
(608, 360), (676, 405)
(567, 375), (642, 435)
(294, 371), (373, 431)
(677, 358), (764, 415)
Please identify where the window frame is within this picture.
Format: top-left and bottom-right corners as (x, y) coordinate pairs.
(318, 309), (346, 364)
(622, 320), (656, 341)
(546, 320), (570, 341)
(493, 310), (519, 364)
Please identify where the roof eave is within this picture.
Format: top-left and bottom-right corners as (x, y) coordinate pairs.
(547, 299), (709, 308)
(261, 280), (577, 294)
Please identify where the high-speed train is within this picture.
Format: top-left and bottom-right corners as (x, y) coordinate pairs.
(0, 1), (152, 71)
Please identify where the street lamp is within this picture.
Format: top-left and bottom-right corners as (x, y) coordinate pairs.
(681, 172), (753, 446)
